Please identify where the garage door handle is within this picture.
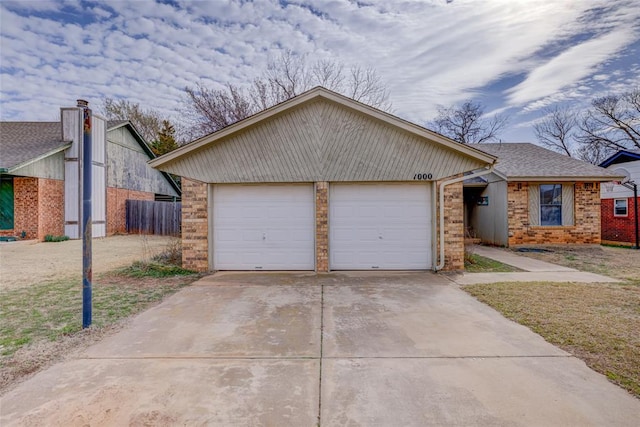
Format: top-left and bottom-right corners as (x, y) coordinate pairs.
(379, 235), (383, 239)
(262, 233), (266, 240)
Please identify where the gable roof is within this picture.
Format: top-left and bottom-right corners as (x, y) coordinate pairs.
(108, 120), (182, 195)
(0, 122), (69, 172)
(599, 149), (640, 168)
(149, 88), (498, 184)
(150, 86), (497, 171)
(476, 143), (623, 182)
(0, 120), (180, 194)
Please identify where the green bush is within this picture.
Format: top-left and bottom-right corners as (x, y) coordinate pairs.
(44, 235), (70, 242)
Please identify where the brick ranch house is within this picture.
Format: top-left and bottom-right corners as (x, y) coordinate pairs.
(463, 143), (623, 247)
(599, 149), (640, 246)
(0, 102), (180, 241)
(150, 86), (503, 272)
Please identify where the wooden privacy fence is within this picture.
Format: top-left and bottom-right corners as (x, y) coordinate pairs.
(126, 200), (181, 236)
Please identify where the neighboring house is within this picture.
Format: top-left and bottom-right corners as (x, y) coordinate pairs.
(599, 150), (640, 246)
(0, 101), (180, 241)
(150, 86), (498, 273)
(464, 143), (623, 247)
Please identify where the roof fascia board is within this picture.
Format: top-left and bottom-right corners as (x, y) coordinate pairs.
(599, 150), (640, 167)
(505, 175), (626, 182)
(150, 87), (497, 167)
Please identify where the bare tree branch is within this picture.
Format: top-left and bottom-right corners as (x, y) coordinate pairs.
(101, 98), (164, 143)
(430, 101), (508, 144)
(533, 106), (577, 156)
(576, 87), (640, 157)
(183, 51), (391, 139)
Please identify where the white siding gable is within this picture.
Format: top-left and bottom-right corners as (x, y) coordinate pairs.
(602, 159), (640, 199)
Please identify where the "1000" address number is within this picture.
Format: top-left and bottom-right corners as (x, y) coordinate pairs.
(413, 173), (433, 180)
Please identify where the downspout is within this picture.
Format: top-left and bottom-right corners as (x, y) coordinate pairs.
(435, 165), (495, 271)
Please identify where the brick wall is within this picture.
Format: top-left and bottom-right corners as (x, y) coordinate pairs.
(37, 178), (64, 240)
(441, 181), (464, 271)
(5, 177), (64, 241)
(106, 187), (155, 235)
(181, 178), (209, 272)
(315, 182), (329, 272)
(13, 177), (39, 239)
(508, 182), (601, 245)
(601, 197), (639, 244)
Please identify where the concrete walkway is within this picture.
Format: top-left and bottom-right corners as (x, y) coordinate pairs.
(1, 272), (638, 426)
(453, 246), (620, 285)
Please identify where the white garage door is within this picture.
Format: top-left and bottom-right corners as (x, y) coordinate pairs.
(330, 183), (432, 270)
(213, 184), (315, 270)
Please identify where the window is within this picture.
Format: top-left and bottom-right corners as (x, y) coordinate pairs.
(614, 199), (628, 217)
(540, 184), (562, 226)
(528, 183), (574, 226)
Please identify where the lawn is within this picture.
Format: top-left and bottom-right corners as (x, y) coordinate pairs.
(511, 244), (640, 284)
(463, 244), (640, 398)
(464, 253), (523, 272)
(0, 258), (200, 394)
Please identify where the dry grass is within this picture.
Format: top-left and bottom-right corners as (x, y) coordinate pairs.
(512, 245), (640, 283)
(465, 281), (640, 398)
(0, 264), (201, 395)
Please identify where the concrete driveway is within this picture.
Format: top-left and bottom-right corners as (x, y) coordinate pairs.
(1, 272), (638, 426)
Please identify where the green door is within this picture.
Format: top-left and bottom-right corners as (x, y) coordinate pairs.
(0, 177), (14, 230)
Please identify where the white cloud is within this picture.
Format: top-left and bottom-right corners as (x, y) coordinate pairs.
(0, 0), (638, 143)
(507, 27), (637, 106)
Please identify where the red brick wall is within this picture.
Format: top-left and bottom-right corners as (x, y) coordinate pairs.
(13, 177), (39, 239)
(5, 177), (64, 240)
(601, 197), (639, 244)
(107, 187), (155, 235)
(508, 182), (601, 245)
(37, 178), (64, 240)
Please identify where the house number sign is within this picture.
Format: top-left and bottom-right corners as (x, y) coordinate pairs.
(413, 173), (433, 180)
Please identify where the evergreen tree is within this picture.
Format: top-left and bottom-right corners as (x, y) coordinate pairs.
(151, 120), (179, 156)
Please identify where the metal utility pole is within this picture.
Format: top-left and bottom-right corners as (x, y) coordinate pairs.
(79, 100), (93, 328)
(620, 180), (639, 250)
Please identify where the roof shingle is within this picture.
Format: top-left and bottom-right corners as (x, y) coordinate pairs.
(477, 143), (621, 181)
(0, 122), (64, 170)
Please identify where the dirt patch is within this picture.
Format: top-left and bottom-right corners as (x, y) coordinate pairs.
(511, 245), (640, 282)
(0, 235), (174, 290)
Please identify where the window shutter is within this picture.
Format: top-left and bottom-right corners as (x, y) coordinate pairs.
(562, 184), (574, 226)
(529, 184), (540, 226)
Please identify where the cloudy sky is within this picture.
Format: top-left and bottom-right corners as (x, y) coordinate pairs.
(1, 0), (639, 142)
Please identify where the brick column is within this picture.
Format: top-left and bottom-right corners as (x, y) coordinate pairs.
(315, 182), (329, 272)
(182, 178), (209, 272)
(438, 180), (464, 271)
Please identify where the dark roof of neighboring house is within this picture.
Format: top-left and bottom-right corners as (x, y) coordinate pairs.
(1, 119), (181, 195)
(0, 122), (66, 170)
(599, 149), (640, 168)
(0, 120), (143, 171)
(476, 143), (623, 182)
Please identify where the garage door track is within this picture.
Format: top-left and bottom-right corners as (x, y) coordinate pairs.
(1, 272), (638, 426)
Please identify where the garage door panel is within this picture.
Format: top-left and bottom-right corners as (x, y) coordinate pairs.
(330, 183), (432, 270)
(213, 184), (315, 270)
